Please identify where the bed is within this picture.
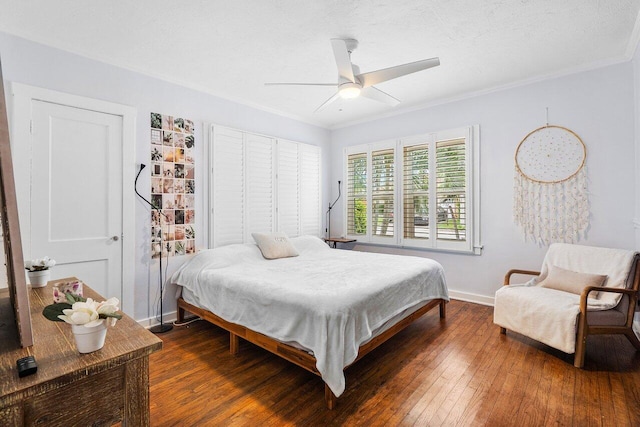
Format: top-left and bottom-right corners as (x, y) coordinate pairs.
(171, 235), (449, 408)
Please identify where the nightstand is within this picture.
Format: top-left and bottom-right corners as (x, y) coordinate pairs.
(323, 237), (356, 249)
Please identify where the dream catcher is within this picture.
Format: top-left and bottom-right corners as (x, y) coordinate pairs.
(513, 124), (588, 245)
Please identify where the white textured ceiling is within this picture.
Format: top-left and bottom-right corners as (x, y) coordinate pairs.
(1, 0), (639, 128)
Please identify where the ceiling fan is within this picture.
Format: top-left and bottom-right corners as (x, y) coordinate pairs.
(265, 39), (440, 112)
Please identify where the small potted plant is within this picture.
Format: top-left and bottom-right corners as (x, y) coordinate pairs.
(25, 256), (56, 288)
(43, 290), (122, 353)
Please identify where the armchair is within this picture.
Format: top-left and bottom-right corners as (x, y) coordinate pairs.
(494, 243), (640, 368)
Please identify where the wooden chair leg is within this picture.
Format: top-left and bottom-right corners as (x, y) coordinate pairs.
(624, 329), (640, 350)
(574, 315), (588, 368)
(324, 383), (336, 410)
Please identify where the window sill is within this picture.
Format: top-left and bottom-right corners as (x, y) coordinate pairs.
(349, 240), (483, 256)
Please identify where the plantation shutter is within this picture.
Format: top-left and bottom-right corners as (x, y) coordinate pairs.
(403, 142), (430, 240)
(244, 133), (275, 240)
(371, 148), (394, 239)
(277, 140), (299, 237)
(212, 127), (244, 246)
(347, 152), (367, 236)
(299, 143), (321, 236)
(211, 125), (321, 247)
(436, 138), (466, 242)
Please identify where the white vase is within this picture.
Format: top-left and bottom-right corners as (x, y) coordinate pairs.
(27, 269), (51, 288)
(71, 322), (108, 353)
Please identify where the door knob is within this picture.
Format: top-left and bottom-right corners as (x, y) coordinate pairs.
(111, 235), (119, 241)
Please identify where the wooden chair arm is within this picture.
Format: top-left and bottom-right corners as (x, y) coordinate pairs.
(579, 286), (637, 313)
(504, 269), (541, 286)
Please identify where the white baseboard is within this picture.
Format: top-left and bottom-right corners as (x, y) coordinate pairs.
(137, 310), (178, 329)
(448, 289), (494, 307)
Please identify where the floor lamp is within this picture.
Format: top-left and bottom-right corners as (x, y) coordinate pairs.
(135, 164), (173, 334)
(326, 180), (341, 239)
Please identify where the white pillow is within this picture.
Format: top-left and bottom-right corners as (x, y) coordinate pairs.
(290, 235), (331, 254)
(251, 232), (299, 260)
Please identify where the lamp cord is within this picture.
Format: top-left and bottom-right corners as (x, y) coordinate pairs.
(135, 165), (160, 210)
(329, 180), (342, 211)
(326, 181), (341, 238)
(134, 164), (169, 329)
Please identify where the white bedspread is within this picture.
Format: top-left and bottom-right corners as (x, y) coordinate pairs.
(170, 235), (448, 397)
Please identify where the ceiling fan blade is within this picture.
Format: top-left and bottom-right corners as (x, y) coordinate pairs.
(264, 82), (337, 86)
(314, 92), (341, 113)
(330, 39), (355, 83)
(361, 86), (400, 107)
(358, 57), (440, 87)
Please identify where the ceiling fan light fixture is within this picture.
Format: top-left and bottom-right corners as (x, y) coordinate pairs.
(338, 82), (361, 99)
(268, 39), (440, 113)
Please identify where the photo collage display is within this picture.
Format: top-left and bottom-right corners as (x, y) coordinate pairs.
(150, 112), (195, 258)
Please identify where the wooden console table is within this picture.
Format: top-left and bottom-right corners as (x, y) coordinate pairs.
(0, 278), (162, 426)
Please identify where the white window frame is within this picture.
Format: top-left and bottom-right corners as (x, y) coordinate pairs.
(344, 125), (481, 255)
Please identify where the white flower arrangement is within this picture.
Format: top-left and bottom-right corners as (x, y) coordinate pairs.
(59, 297), (121, 327)
(43, 293), (122, 327)
(25, 256), (56, 272)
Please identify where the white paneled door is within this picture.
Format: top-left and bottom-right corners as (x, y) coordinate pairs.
(30, 100), (123, 302)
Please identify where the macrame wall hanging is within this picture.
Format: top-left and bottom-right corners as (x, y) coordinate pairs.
(513, 120), (588, 245)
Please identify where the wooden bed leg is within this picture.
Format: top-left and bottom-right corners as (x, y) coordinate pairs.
(499, 327), (506, 334)
(439, 300), (446, 318)
(230, 332), (239, 356)
(177, 305), (186, 323)
(324, 383), (336, 410)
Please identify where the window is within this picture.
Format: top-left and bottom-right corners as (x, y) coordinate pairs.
(346, 152), (367, 236)
(346, 141), (396, 243)
(345, 126), (480, 254)
(436, 138), (466, 242)
(372, 148), (394, 239)
(210, 125), (321, 247)
(403, 142), (429, 240)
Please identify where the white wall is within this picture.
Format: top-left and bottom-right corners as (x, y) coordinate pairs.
(1, 30), (637, 315)
(0, 32), (331, 322)
(331, 63), (637, 303)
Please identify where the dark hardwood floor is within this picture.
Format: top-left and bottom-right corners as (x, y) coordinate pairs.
(149, 300), (640, 426)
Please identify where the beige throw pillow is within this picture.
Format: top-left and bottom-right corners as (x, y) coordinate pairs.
(539, 265), (607, 297)
(252, 232), (299, 260)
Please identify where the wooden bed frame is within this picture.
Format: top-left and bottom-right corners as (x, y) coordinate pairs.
(177, 296), (447, 409)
